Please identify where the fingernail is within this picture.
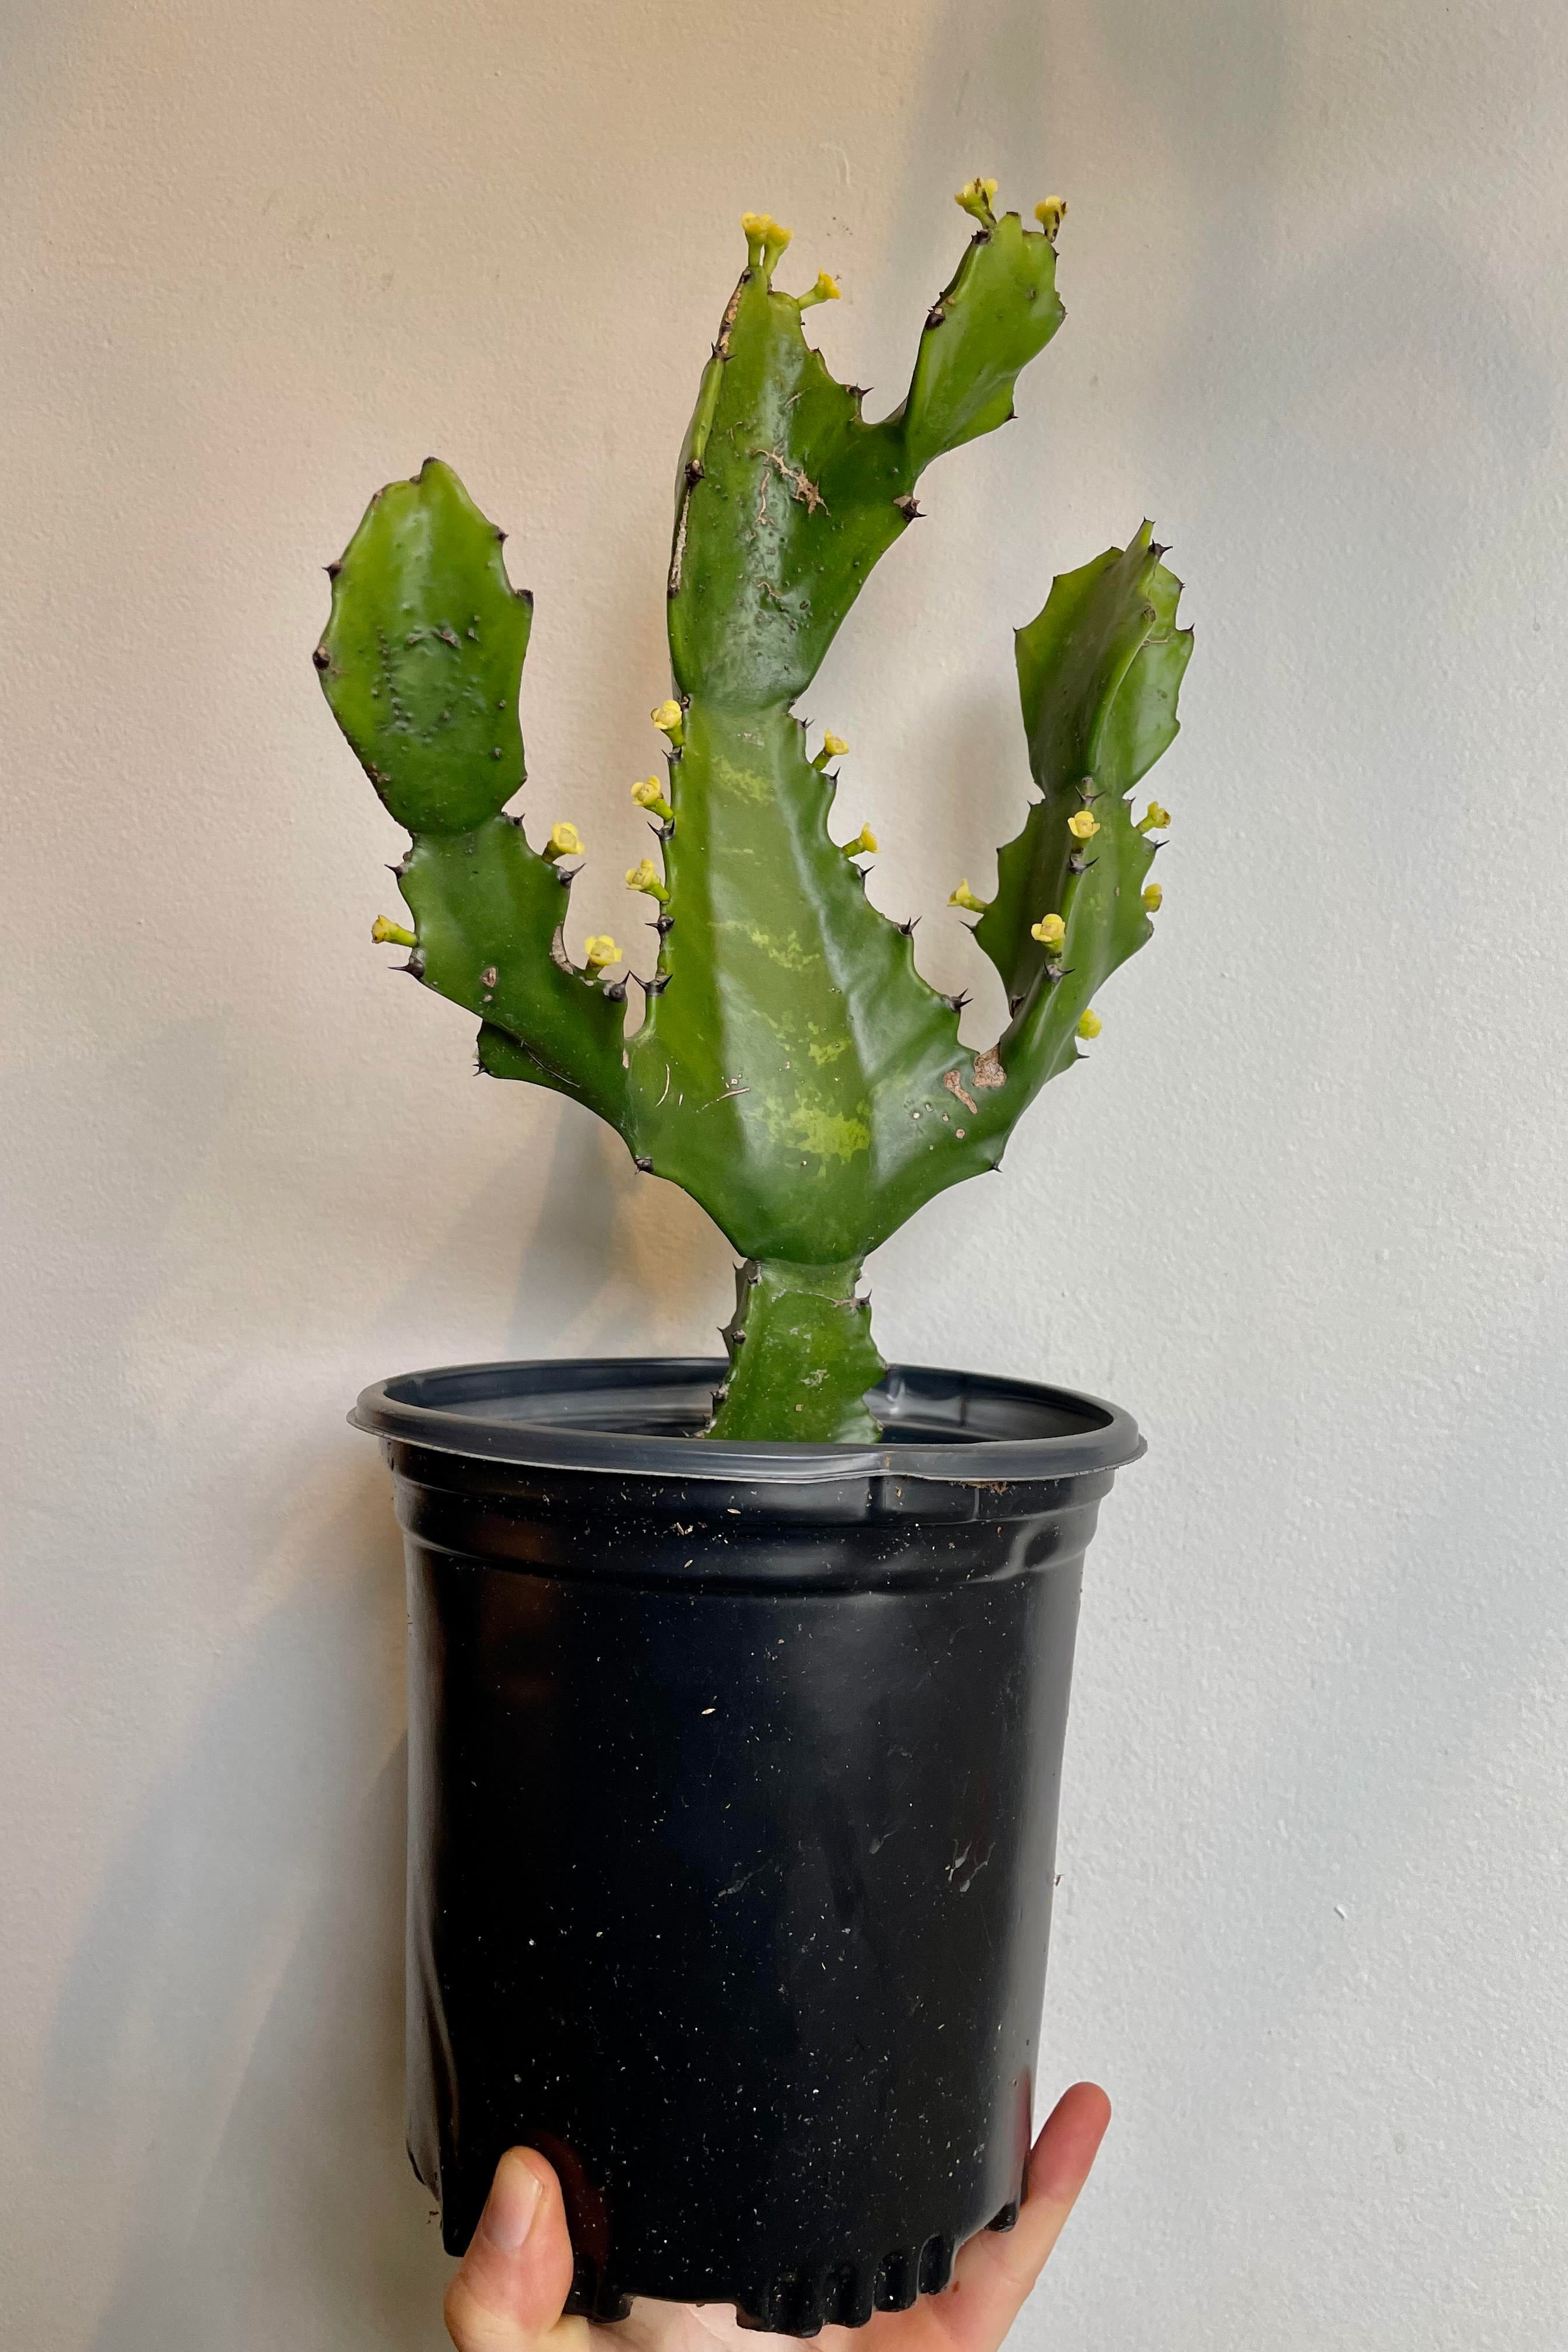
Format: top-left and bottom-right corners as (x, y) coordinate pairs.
(478, 2155), (543, 2253)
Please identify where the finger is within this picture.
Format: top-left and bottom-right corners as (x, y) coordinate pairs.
(444, 2148), (580, 2352)
(941, 2083), (1112, 2352)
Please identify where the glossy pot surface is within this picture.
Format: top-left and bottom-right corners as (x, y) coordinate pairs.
(354, 1357), (1142, 2333)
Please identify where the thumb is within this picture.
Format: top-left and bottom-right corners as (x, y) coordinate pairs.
(444, 2149), (580, 2352)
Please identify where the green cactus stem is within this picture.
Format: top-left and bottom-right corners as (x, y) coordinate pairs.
(707, 1260), (885, 1443)
(318, 183), (1192, 1442)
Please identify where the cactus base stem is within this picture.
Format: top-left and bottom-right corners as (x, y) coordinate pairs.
(705, 1258), (885, 1441)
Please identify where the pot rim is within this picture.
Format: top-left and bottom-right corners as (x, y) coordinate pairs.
(351, 1355), (1144, 1487)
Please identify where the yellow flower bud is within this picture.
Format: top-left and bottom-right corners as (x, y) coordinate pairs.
(626, 858), (669, 901)
(741, 212), (792, 269)
(1143, 883), (1163, 914)
(650, 698), (685, 743)
(544, 820), (584, 860)
(1138, 799), (1171, 834)
(1034, 197), (1068, 242)
(822, 731), (848, 758)
(799, 270), (841, 310)
(371, 915), (416, 948)
(631, 776), (673, 819)
(1030, 912), (1066, 949)
(1066, 808), (1100, 841)
(844, 823), (877, 856)
(583, 935), (620, 971)
(949, 880), (989, 914)
(1076, 1008), (1102, 1040)
(956, 176), (999, 225)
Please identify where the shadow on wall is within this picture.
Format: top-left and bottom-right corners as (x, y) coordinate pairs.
(47, 1468), (450, 2352)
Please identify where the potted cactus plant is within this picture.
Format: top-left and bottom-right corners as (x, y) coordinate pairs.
(321, 177), (1190, 2334)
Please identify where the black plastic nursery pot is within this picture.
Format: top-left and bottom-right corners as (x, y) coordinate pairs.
(352, 1356), (1143, 2334)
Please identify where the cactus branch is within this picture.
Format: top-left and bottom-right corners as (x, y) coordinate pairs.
(316, 459), (626, 1121)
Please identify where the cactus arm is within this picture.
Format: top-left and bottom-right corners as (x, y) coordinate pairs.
(972, 527), (1188, 1011)
(667, 206), (1064, 712)
(856, 531), (1192, 1244)
(666, 266), (907, 709)
(316, 456), (532, 831)
(982, 536), (1191, 1113)
(396, 821), (626, 1120)
(896, 208), (1066, 474)
(316, 459), (626, 1120)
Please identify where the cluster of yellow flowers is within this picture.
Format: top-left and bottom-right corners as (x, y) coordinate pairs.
(951, 180), (1068, 242)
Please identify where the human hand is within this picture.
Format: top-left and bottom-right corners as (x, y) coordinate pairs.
(443, 2082), (1111, 2352)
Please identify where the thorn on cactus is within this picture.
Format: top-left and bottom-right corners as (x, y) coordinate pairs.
(312, 645), (330, 671)
(626, 857), (669, 903)
(404, 951), (426, 981)
(950, 880), (989, 914)
(634, 1156), (654, 1173)
(894, 495), (922, 522)
(372, 916), (417, 947)
(544, 821), (585, 862)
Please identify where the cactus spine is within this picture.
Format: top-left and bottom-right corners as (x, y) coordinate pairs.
(317, 184), (1192, 1441)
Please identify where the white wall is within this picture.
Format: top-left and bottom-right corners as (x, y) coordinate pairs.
(4, 1), (1565, 2343)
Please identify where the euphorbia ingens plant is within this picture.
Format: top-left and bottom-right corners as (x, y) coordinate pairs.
(316, 180), (1192, 1441)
